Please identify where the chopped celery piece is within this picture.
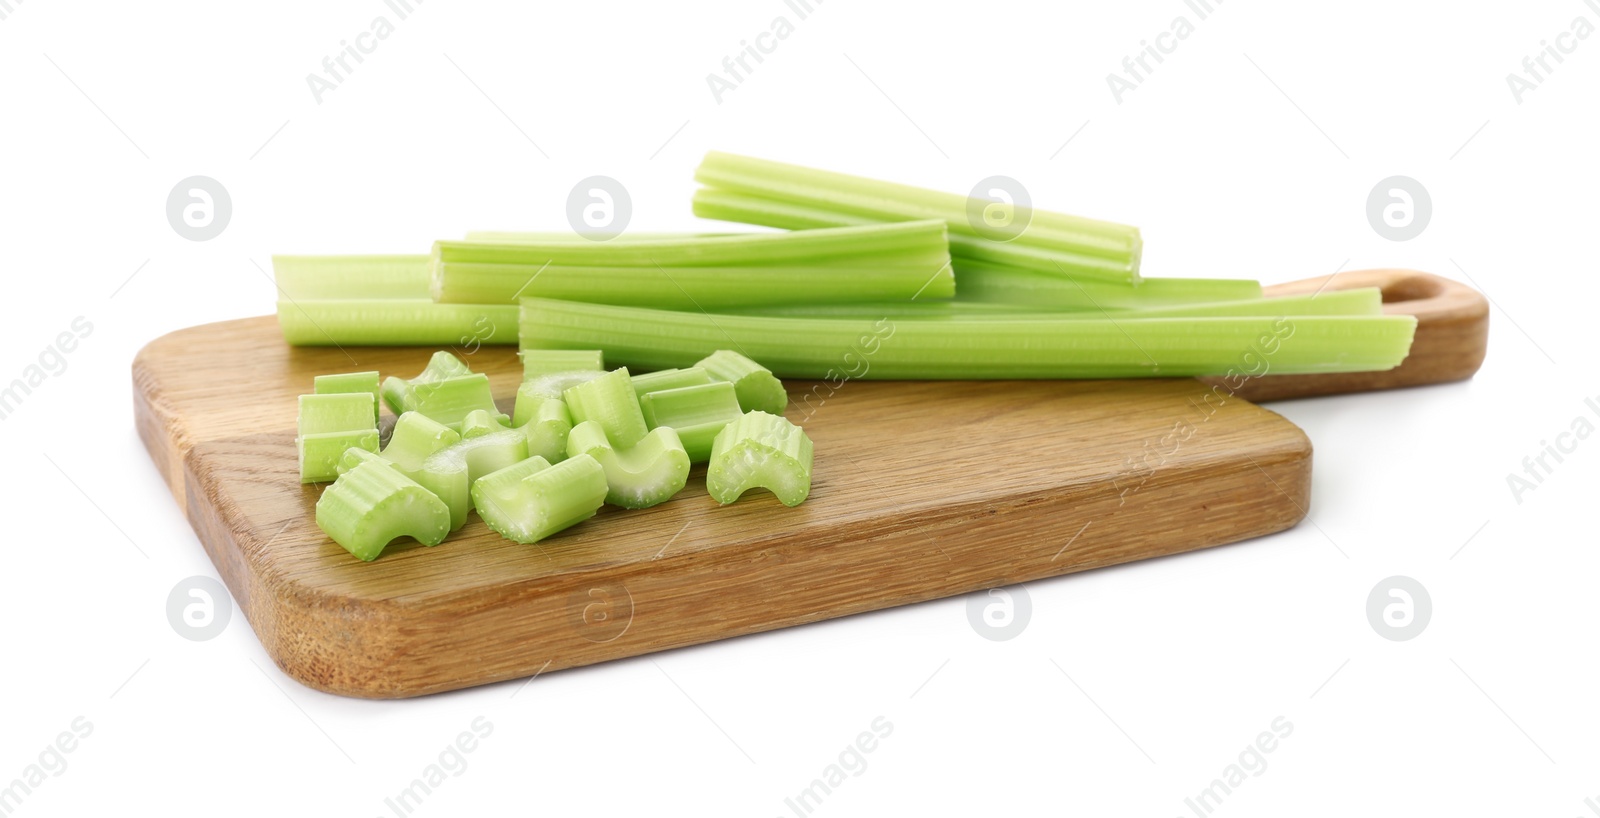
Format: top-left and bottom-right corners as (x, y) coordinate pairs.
(639, 382), (744, 463)
(566, 422), (690, 509)
(372, 413), (468, 530)
(381, 353), (460, 411)
(512, 383), (562, 426)
(954, 262), (1260, 309)
(562, 367), (649, 449)
(520, 349), (603, 380)
(630, 367), (713, 401)
(520, 298), (1419, 379)
(693, 152), (1142, 283)
(696, 350), (786, 414)
(380, 412), (461, 470)
(299, 431), (379, 484)
(707, 411), (814, 507)
(511, 392), (574, 462)
(426, 428), (529, 483)
(417, 427), (531, 530)
(314, 371), (381, 422)
(418, 351), (474, 381)
(520, 369), (606, 400)
(381, 353), (500, 430)
(298, 393), (377, 435)
(277, 300), (518, 347)
(297, 393), (378, 483)
(391, 373), (498, 430)
(429, 220), (955, 306)
(460, 409), (506, 439)
(369, 413), (528, 530)
(315, 454), (451, 561)
(471, 454), (609, 544)
(409, 461), (468, 532)
(337, 446), (389, 471)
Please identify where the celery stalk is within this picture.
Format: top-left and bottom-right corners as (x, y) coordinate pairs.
(721, 288), (1382, 321)
(718, 301), (1047, 320)
(639, 382), (744, 462)
(273, 255), (432, 301)
(276, 300), (518, 347)
(429, 220), (955, 306)
(471, 454), (609, 544)
(1101, 288), (1383, 319)
(520, 298), (1419, 379)
(955, 262), (1261, 309)
(707, 411), (814, 507)
(566, 422), (690, 509)
(432, 259), (954, 309)
(695, 350), (786, 414)
(436, 220), (948, 267)
(272, 256), (516, 347)
(316, 451), (451, 561)
(696, 188), (1139, 285)
(693, 152), (1142, 283)
(464, 231), (734, 243)
(562, 367), (649, 449)
(692, 187), (872, 232)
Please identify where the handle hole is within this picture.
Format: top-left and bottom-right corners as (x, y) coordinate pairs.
(1379, 276), (1443, 304)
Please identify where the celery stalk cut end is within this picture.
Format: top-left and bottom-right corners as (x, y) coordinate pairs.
(566, 422), (690, 509)
(315, 459), (452, 561)
(707, 411), (814, 507)
(696, 350), (787, 414)
(513, 389), (575, 462)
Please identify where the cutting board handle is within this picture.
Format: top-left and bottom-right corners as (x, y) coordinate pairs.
(1205, 268), (1490, 402)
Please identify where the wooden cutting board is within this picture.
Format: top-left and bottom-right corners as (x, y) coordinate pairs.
(133, 269), (1486, 698)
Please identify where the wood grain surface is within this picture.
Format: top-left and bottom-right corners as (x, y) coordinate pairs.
(131, 269), (1486, 698)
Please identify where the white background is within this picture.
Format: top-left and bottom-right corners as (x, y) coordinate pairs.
(1, 0), (1596, 815)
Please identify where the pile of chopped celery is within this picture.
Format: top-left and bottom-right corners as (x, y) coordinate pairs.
(276, 150), (1423, 560)
(307, 350), (812, 561)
